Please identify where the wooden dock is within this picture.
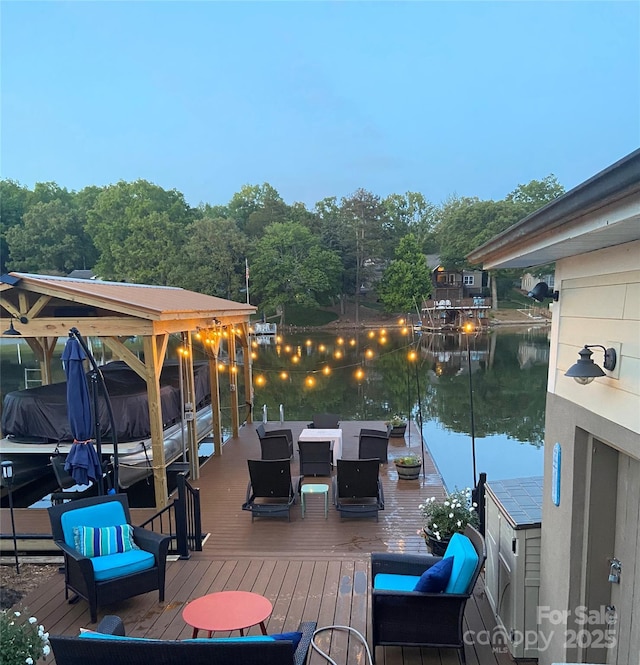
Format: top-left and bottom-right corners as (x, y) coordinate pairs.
(8, 420), (518, 665)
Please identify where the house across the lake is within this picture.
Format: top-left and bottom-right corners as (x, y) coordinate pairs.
(468, 148), (640, 665)
(419, 256), (490, 330)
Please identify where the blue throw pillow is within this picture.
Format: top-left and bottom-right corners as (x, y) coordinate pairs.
(270, 631), (303, 650)
(414, 556), (454, 593)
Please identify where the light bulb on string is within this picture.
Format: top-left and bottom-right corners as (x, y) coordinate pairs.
(305, 376), (316, 388)
(322, 365), (331, 376)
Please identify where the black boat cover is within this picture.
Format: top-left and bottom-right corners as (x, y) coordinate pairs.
(1, 361), (211, 443)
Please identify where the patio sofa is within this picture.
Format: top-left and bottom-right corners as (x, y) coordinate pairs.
(50, 615), (317, 665)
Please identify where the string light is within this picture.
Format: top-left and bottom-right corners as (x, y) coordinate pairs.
(354, 367), (365, 381)
(322, 365), (331, 375)
(255, 375), (266, 386)
(305, 376), (316, 388)
(279, 371), (289, 380)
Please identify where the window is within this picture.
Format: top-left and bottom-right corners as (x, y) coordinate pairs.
(463, 275), (475, 286)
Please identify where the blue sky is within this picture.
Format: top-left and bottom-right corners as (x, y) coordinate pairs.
(2, 1), (638, 209)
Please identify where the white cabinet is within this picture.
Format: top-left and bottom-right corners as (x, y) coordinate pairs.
(484, 477), (543, 659)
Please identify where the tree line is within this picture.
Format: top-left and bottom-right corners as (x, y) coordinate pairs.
(0, 176), (564, 320)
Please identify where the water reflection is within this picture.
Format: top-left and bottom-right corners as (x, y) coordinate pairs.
(253, 327), (549, 490)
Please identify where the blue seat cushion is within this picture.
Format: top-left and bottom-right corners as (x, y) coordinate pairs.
(414, 556), (453, 593)
(60, 501), (128, 547)
(91, 549), (155, 581)
(79, 632), (159, 642)
(373, 573), (421, 591)
(185, 636), (275, 643)
(443, 533), (479, 594)
(271, 631), (303, 650)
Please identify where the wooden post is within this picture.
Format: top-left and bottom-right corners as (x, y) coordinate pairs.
(239, 323), (253, 425)
(143, 335), (169, 508)
(184, 332), (199, 480)
(228, 328), (239, 437)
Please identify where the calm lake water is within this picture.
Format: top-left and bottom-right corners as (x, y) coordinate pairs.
(0, 325), (549, 500)
(251, 326), (549, 492)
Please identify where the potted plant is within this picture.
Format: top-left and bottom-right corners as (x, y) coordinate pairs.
(419, 487), (479, 555)
(385, 415), (407, 438)
(394, 453), (421, 480)
(0, 609), (50, 665)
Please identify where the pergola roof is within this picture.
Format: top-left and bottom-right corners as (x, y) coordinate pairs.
(1, 272), (256, 337)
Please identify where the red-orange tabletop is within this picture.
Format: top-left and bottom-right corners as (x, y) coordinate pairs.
(182, 590), (273, 638)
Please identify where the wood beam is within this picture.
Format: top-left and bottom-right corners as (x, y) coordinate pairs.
(142, 335), (169, 508)
(239, 323), (253, 425)
(102, 337), (146, 379)
(228, 329), (239, 437)
(183, 333), (199, 480)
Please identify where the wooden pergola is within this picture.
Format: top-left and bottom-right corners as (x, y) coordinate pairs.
(0, 272), (256, 508)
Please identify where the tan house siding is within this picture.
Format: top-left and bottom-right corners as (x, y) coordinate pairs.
(539, 239), (640, 665)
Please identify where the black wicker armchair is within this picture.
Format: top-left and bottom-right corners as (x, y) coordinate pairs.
(358, 427), (390, 464)
(47, 494), (170, 623)
(242, 459), (301, 521)
(256, 423), (294, 459)
(371, 525), (486, 664)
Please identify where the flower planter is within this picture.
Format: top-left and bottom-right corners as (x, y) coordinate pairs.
(423, 529), (451, 556)
(389, 424), (407, 438)
(394, 461), (421, 480)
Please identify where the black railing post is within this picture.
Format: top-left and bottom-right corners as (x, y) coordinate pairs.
(174, 473), (190, 560)
(190, 485), (203, 552)
(472, 472), (487, 536)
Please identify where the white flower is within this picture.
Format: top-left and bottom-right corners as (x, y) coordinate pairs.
(469, 506), (475, 512)
(14, 611), (21, 617)
(43, 646), (51, 656)
(26, 659), (34, 665)
(472, 502), (478, 507)
(444, 501), (450, 507)
(28, 617), (37, 624)
(449, 512), (454, 518)
(457, 520), (462, 527)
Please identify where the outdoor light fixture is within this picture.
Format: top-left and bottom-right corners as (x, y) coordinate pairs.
(565, 345), (617, 385)
(1, 460), (20, 574)
(2, 320), (21, 335)
(528, 282), (559, 302)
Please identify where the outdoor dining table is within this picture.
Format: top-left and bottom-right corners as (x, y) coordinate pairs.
(297, 428), (343, 466)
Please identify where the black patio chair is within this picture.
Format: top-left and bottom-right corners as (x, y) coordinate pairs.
(256, 423), (294, 459)
(371, 525), (486, 664)
(358, 427), (390, 464)
(242, 459), (301, 521)
(333, 458), (384, 521)
(306, 413), (340, 429)
(47, 493), (170, 623)
(298, 440), (332, 476)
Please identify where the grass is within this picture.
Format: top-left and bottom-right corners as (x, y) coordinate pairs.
(280, 305), (339, 327)
(498, 288), (533, 309)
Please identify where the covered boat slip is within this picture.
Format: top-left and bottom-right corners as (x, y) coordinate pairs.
(12, 419), (514, 665)
(0, 272), (256, 508)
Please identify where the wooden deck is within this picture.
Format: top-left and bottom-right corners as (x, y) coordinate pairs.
(11, 420), (517, 665)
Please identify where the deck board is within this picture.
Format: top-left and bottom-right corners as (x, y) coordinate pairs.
(10, 419), (511, 665)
